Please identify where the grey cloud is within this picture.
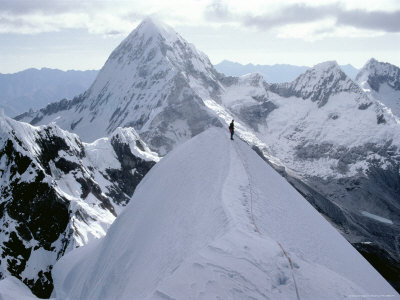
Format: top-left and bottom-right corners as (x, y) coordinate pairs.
(242, 4), (340, 28)
(205, 1), (400, 33)
(105, 30), (123, 36)
(0, 0), (85, 15)
(122, 11), (146, 22)
(337, 9), (400, 32)
(0, 16), (35, 28)
(204, 0), (233, 22)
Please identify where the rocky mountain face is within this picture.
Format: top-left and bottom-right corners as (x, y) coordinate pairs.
(356, 58), (400, 92)
(356, 58), (400, 117)
(0, 112), (158, 297)
(17, 18), (222, 156)
(10, 18), (400, 294)
(269, 61), (371, 108)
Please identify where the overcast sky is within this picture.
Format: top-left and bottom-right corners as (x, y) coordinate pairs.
(1, 0), (399, 73)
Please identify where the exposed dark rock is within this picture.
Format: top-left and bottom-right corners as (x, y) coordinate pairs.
(105, 137), (156, 205)
(54, 157), (80, 174)
(76, 177), (116, 216)
(2, 231), (31, 278)
(8, 175), (70, 248)
(24, 266), (53, 299)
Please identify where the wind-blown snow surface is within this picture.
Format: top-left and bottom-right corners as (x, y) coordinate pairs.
(0, 277), (39, 300)
(53, 129), (397, 300)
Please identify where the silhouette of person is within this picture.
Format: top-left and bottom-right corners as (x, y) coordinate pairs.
(229, 120), (234, 140)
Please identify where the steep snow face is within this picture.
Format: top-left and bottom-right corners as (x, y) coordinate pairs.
(211, 61), (400, 292)
(53, 128), (398, 300)
(17, 18), (222, 155)
(0, 114), (157, 297)
(0, 276), (39, 300)
(356, 58), (400, 118)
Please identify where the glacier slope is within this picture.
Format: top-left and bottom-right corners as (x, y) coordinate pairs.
(53, 128), (397, 300)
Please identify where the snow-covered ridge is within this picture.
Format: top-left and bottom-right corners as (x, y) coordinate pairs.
(356, 58), (400, 92)
(356, 58), (400, 118)
(269, 60), (371, 108)
(208, 57), (400, 294)
(52, 128), (398, 299)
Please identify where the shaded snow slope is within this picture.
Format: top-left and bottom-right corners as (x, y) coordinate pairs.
(53, 128), (397, 300)
(0, 276), (39, 300)
(0, 113), (157, 297)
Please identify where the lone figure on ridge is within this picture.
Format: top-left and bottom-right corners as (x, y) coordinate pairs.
(229, 120), (234, 140)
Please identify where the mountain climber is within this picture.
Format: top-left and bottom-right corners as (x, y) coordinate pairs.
(229, 120), (234, 140)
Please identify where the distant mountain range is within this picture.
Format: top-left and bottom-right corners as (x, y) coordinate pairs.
(214, 60), (359, 83)
(0, 62), (357, 118)
(0, 68), (98, 117)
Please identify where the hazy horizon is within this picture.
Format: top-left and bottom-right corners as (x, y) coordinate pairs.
(1, 0), (399, 73)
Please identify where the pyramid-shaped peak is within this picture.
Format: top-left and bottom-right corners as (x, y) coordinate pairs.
(295, 60), (345, 83)
(312, 60), (340, 72)
(131, 17), (180, 43)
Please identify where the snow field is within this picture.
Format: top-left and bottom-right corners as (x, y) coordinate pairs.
(52, 128), (398, 299)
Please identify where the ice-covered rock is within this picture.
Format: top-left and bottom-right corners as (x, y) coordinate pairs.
(0, 114), (157, 297)
(356, 58), (400, 117)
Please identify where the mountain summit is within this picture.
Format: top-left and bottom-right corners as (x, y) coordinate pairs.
(356, 58), (400, 117)
(269, 61), (370, 107)
(18, 18), (222, 155)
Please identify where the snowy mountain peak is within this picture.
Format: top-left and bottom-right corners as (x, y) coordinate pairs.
(135, 17), (178, 42)
(356, 58), (400, 92)
(313, 60), (339, 72)
(269, 60), (364, 107)
(18, 18), (222, 154)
